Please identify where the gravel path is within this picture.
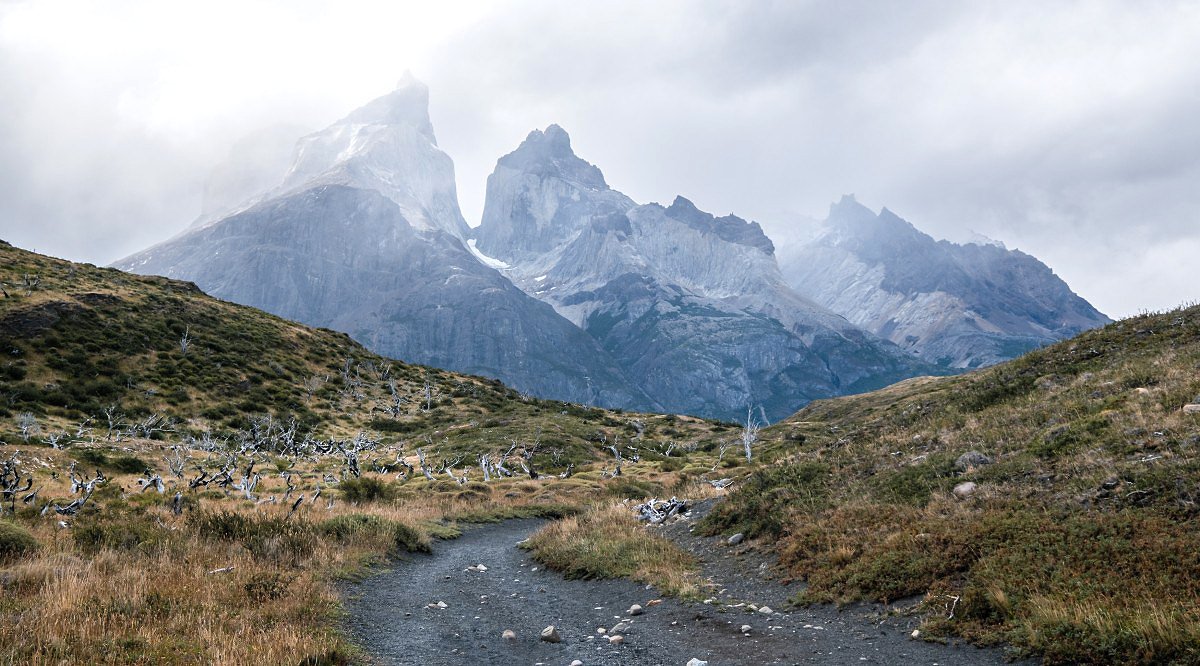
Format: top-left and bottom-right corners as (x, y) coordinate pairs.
(342, 510), (1030, 665)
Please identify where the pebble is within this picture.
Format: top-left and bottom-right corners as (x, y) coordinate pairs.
(597, 627), (606, 634)
(757, 606), (773, 614)
(687, 659), (708, 666)
(741, 624), (752, 634)
(911, 629), (921, 639)
(646, 599), (662, 606)
(728, 532), (745, 545)
(571, 661), (583, 666)
(540, 625), (561, 643)
(608, 635), (624, 645)
(628, 604), (643, 616)
(501, 629), (515, 640)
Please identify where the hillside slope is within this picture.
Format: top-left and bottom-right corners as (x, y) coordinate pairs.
(703, 303), (1200, 663)
(0, 239), (730, 462)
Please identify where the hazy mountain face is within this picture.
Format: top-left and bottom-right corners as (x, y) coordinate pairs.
(475, 127), (934, 420)
(776, 195), (1113, 368)
(115, 81), (652, 410)
(116, 80), (1108, 420)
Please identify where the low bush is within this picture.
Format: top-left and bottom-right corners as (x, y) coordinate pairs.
(337, 476), (397, 503)
(0, 521), (38, 562)
(190, 510), (317, 564)
(72, 513), (169, 555)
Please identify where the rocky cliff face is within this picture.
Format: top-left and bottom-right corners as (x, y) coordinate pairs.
(115, 82), (650, 410)
(476, 128), (933, 420)
(777, 195), (1112, 368)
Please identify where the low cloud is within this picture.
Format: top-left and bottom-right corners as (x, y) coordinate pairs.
(1, 0), (1195, 317)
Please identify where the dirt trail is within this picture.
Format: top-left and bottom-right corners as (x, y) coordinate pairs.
(342, 513), (1029, 665)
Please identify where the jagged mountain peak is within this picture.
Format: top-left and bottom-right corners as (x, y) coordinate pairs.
(497, 124), (607, 190)
(274, 76), (469, 239)
(661, 196), (774, 254)
(825, 197), (925, 249)
(339, 74), (436, 143)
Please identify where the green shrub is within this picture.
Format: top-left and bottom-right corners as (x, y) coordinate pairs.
(699, 462), (832, 538)
(190, 510), (316, 564)
(337, 476), (397, 503)
(71, 448), (151, 474)
(392, 522), (430, 554)
(318, 514), (392, 544)
(0, 520), (39, 561)
(73, 514), (168, 555)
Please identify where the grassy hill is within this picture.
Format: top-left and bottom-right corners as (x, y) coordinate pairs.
(0, 239), (737, 463)
(702, 303), (1200, 663)
(0, 240), (739, 663)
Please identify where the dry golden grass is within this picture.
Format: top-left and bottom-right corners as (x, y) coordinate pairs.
(0, 435), (732, 664)
(524, 502), (704, 599)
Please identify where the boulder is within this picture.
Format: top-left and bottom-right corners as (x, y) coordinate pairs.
(954, 451), (993, 472)
(953, 482), (978, 499)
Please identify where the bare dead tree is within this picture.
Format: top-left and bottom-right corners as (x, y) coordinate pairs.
(179, 326), (191, 355)
(0, 454), (33, 514)
(74, 416), (95, 443)
(303, 374), (328, 404)
(607, 435), (623, 477)
(15, 412), (39, 442)
(416, 447), (436, 481)
(740, 406), (761, 462)
(102, 405), (126, 442)
(130, 412), (175, 440)
(421, 378), (439, 412)
(42, 431), (67, 449)
(711, 441), (732, 472)
(164, 446), (188, 479)
(378, 379), (410, 418)
(136, 470), (165, 494)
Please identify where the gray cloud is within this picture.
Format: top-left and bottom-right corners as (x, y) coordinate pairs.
(0, 0), (1196, 317)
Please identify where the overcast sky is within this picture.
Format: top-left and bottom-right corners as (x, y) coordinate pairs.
(0, 0), (1197, 318)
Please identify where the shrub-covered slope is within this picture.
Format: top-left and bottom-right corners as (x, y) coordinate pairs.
(703, 303), (1200, 664)
(0, 239), (734, 461)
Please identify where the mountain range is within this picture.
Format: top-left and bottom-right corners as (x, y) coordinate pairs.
(116, 78), (1109, 420)
(775, 195), (1111, 368)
